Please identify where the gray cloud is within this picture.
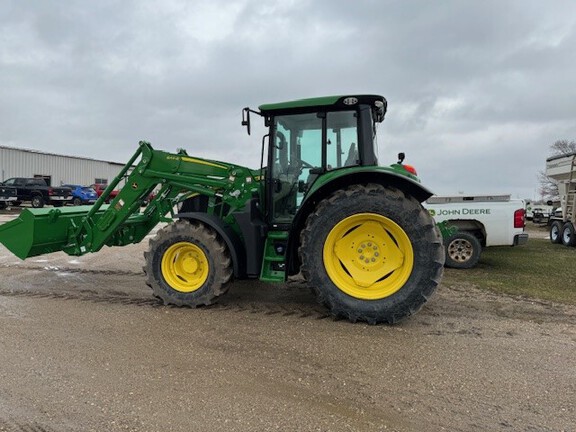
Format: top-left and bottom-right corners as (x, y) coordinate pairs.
(1, 0), (575, 199)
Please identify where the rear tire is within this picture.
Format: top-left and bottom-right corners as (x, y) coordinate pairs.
(550, 221), (563, 244)
(444, 231), (482, 269)
(299, 184), (444, 324)
(143, 220), (233, 306)
(561, 222), (576, 247)
(73, 197), (82, 206)
(31, 195), (44, 208)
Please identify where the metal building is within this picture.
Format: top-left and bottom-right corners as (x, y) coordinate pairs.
(0, 145), (124, 187)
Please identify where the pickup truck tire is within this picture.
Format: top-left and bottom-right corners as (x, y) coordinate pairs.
(299, 184), (444, 324)
(144, 220), (233, 307)
(561, 222), (576, 247)
(31, 195), (44, 208)
(550, 221), (563, 244)
(444, 231), (481, 269)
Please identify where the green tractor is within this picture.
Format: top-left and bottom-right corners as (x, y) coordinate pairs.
(0, 94), (444, 323)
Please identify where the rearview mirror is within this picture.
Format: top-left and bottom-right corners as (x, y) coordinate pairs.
(242, 107), (251, 135)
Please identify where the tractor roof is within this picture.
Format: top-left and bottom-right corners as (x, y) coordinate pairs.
(258, 94), (386, 115)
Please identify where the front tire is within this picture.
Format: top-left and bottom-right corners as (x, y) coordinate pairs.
(143, 220), (233, 306)
(444, 231), (482, 269)
(299, 184), (444, 324)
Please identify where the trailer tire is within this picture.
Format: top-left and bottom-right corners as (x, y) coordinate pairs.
(444, 231), (482, 269)
(143, 220), (233, 307)
(550, 221), (563, 244)
(31, 195), (44, 208)
(299, 184), (444, 324)
(561, 222), (576, 247)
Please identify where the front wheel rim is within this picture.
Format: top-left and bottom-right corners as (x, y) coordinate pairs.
(323, 213), (414, 300)
(161, 242), (209, 292)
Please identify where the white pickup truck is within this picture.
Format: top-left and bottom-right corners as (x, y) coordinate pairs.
(424, 195), (529, 268)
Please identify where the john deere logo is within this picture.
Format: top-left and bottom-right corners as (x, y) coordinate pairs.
(343, 97), (358, 105)
(428, 209), (436, 216)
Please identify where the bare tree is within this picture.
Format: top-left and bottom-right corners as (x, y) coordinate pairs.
(539, 140), (576, 201)
(550, 139), (576, 156)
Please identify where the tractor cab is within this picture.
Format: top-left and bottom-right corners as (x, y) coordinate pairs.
(243, 95), (387, 225)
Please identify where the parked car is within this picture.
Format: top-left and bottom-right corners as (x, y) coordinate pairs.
(90, 183), (119, 203)
(62, 185), (98, 206)
(0, 177), (72, 208)
(424, 194), (528, 269)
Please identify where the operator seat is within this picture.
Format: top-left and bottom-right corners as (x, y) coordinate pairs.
(344, 143), (358, 166)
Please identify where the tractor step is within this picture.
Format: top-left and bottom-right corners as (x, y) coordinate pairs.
(259, 230), (288, 283)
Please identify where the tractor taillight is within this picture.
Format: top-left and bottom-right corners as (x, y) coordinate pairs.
(514, 209), (525, 228)
(402, 164), (417, 175)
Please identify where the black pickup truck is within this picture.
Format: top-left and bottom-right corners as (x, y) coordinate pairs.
(0, 178), (72, 208)
(0, 185), (18, 209)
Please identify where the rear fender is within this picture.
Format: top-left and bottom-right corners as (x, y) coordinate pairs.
(175, 212), (246, 278)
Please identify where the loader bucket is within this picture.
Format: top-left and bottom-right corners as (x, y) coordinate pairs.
(0, 206), (107, 260)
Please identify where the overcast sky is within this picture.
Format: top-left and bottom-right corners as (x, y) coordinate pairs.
(1, 0), (575, 200)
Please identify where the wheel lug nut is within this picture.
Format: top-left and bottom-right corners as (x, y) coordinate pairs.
(360, 255), (365, 260)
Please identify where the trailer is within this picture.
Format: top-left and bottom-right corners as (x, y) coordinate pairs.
(546, 152), (576, 247)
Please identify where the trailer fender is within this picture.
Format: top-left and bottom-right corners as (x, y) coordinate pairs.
(174, 212), (246, 278)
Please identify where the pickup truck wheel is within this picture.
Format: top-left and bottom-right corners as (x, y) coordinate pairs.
(299, 184), (444, 324)
(73, 197), (82, 206)
(143, 220), (233, 307)
(31, 195), (44, 208)
(444, 231), (481, 269)
(561, 222), (576, 247)
(550, 221), (563, 244)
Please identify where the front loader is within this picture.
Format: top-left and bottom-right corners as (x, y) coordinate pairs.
(0, 94), (444, 323)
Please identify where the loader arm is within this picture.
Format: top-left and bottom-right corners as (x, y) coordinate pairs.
(0, 141), (258, 259)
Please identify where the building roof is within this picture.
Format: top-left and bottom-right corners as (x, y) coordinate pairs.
(0, 144), (124, 166)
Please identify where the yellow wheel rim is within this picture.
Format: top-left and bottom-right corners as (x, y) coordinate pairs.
(161, 242), (209, 292)
(323, 213), (414, 300)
